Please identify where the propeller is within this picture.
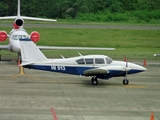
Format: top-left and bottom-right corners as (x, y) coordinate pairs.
(123, 59), (131, 85)
(125, 61), (128, 79)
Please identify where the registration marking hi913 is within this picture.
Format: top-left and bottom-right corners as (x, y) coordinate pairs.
(51, 66), (66, 71)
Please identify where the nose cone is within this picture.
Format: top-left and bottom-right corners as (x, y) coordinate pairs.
(128, 62), (147, 73)
(111, 61), (147, 74)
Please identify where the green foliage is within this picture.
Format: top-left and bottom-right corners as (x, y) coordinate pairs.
(0, 0), (160, 23)
(25, 27), (160, 60)
(0, 2), (8, 16)
(79, 11), (128, 22)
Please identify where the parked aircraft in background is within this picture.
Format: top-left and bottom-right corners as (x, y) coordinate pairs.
(0, 0), (55, 58)
(19, 38), (146, 85)
(0, 0), (115, 58)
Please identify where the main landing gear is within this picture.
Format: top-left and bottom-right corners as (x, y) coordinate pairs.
(91, 76), (98, 85)
(123, 79), (129, 85)
(90, 76), (130, 85)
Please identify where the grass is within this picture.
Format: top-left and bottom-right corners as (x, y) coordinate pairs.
(0, 25), (160, 60)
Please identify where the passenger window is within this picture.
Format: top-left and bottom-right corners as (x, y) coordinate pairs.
(12, 35), (15, 39)
(95, 58), (105, 64)
(85, 58), (93, 64)
(76, 59), (85, 64)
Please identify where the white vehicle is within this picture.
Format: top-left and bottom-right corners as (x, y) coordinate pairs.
(19, 38), (146, 85)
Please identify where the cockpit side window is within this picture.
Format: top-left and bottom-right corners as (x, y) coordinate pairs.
(22, 35), (27, 39)
(15, 35), (19, 40)
(12, 35), (28, 40)
(95, 58), (105, 64)
(76, 59), (85, 64)
(85, 58), (93, 64)
(19, 35), (22, 39)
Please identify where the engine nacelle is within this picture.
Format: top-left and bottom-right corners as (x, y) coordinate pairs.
(14, 19), (24, 27)
(30, 31), (40, 42)
(0, 31), (8, 42)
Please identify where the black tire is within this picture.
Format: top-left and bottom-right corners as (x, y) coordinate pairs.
(123, 79), (129, 85)
(92, 79), (98, 85)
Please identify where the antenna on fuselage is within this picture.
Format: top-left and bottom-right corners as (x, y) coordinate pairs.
(78, 52), (82, 56)
(60, 55), (65, 59)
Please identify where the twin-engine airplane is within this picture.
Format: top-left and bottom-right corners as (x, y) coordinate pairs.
(0, 0), (115, 58)
(19, 38), (147, 85)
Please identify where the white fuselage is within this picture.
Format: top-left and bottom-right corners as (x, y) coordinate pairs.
(23, 54), (147, 77)
(8, 28), (29, 52)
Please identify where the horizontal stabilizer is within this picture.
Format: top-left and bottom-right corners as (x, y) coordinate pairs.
(20, 61), (34, 66)
(0, 16), (17, 20)
(0, 16), (57, 22)
(21, 16), (57, 22)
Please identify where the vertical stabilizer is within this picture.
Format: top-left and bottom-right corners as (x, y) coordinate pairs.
(20, 38), (48, 65)
(17, 0), (21, 17)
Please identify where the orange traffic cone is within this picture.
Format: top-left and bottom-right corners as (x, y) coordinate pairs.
(124, 55), (127, 62)
(17, 59), (21, 66)
(143, 59), (147, 66)
(150, 112), (154, 120)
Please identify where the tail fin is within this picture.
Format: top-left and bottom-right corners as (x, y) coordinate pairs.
(17, 0), (21, 17)
(19, 38), (48, 65)
(0, 0), (57, 22)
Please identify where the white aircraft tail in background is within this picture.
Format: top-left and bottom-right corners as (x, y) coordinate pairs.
(0, 0), (57, 53)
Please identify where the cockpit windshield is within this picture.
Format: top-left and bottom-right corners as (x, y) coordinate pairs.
(105, 57), (113, 64)
(12, 35), (28, 40)
(76, 56), (113, 65)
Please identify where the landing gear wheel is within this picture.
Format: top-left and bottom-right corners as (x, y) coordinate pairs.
(92, 79), (98, 85)
(123, 79), (129, 85)
(91, 77), (98, 85)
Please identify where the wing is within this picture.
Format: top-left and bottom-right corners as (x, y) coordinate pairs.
(21, 16), (57, 22)
(38, 46), (115, 50)
(0, 45), (9, 50)
(84, 68), (108, 76)
(0, 16), (17, 20)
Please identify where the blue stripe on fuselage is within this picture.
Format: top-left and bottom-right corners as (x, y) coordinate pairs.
(23, 65), (95, 75)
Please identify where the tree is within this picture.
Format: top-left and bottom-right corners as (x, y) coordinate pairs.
(62, 0), (88, 19)
(0, 2), (8, 16)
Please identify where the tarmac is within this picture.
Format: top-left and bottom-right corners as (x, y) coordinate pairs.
(1, 23), (160, 30)
(0, 61), (160, 120)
